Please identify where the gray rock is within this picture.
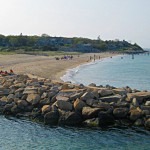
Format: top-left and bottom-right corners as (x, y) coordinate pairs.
(23, 87), (38, 94)
(88, 83), (96, 87)
(113, 108), (129, 118)
(142, 110), (150, 116)
(113, 88), (127, 95)
(41, 105), (51, 114)
(11, 105), (20, 114)
(15, 92), (23, 99)
(98, 111), (115, 126)
(55, 100), (73, 111)
(82, 107), (101, 119)
(127, 92), (150, 103)
(69, 92), (84, 101)
(26, 94), (41, 105)
(73, 99), (86, 111)
(17, 100), (28, 109)
(140, 106), (150, 111)
(100, 95), (121, 103)
(132, 98), (139, 107)
(0, 89), (10, 96)
(80, 92), (94, 101)
(86, 99), (97, 106)
(130, 109), (142, 121)
(98, 89), (114, 97)
(145, 101), (150, 106)
(93, 102), (110, 110)
(56, 95), (69, 102)
(0, 100), (7, 106)
(58, 112), (82, 126)
(3, 103), (14, 114)
(44, 111), (59, 125)
(83, 118), (99, 127)
(7, 94), (15, 101)
(145, 118), (150, 129)
(39, 98), (51, 106)
(134, 119), (144, 126)
(41, 92), (48, 99)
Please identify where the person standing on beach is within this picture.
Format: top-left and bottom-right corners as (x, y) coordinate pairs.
(94, 54), (96, 61)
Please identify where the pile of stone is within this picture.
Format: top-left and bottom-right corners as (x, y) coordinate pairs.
(0, 74), (150, 130)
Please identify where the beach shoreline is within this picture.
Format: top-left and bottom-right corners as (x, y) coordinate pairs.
(0, 52), (118, 82)
(56, 52), (119, 82)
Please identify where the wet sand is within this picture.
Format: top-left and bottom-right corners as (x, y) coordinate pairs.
(0, 52), (117, 81)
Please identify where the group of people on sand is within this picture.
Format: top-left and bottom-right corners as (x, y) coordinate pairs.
(55, 55), (73, 60)
(0, 69), (14, 76)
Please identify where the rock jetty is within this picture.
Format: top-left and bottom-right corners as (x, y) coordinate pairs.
(0, 74), (150, 130)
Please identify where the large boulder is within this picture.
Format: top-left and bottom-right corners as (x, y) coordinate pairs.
(98, 111), (115, 126)
(113, 88), (127, 95)
(134, 119), (144, 126)
(130, 109), (142, 121)
(140, 106), (150, 111)
(82, 107), (101, 119)
(127, 92), (150, 103)
(83, 118), (99, 127)
(58, 112), (82, 126)
(39, 98), (51, 106)
(93, 102), (110, 110)
(56, 95), (69, 102)
(100, 95), (121, 103)
(11, 105), (20, 114)
(44, 111), (59, 125)
(0, 88), (10, 96)
(15, 91), (23, 99)
(69, 92), (84, 101)
(7, 94), (15, 102)
(73, 99), (86, 111)
(58, 89), (80, 98)
(13, 82), (26, 88)
(26, 94), (41, 105)
(41, 105), (51, 114)
(132, 98), (139, 107)
(80, 91), (94, 101)
(23, 87), (38, 94)
(17, 100), (28, 109)
(98, 89), (114, 97)
(145, 101), (150, 106)
(86, 99), (98, 106)
(55, 100), (73, 111)
(3, 103), (14, 114)
(145, 118), (150, 129)
(113, 108), (129, 118)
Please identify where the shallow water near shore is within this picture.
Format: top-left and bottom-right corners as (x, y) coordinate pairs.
(0, 116), (150, 150)
(61, 53), (150, 91)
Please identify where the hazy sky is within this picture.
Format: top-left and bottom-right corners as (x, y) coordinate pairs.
(0, 0), (150, 47)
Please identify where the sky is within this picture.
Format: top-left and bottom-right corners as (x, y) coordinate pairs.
(0, 0), (150, 48)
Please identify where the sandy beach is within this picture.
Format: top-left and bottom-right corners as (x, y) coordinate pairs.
(0, 52), (117, 81)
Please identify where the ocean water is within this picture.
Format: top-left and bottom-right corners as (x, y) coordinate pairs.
(61, 53), (150, 91)
(0, 116), (150, 150)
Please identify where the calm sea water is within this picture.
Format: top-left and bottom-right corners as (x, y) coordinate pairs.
(61, 53), (150, 91)
(1, 52), (150, 150)
(0, 116), (150, 150)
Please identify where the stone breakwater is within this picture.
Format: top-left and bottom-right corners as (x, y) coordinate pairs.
(0, 74), (150, 130)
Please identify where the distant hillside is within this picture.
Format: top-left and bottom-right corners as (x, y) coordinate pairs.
(0, 34), (144, 53)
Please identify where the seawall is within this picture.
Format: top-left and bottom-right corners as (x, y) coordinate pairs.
(0, 74), (150, 130)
